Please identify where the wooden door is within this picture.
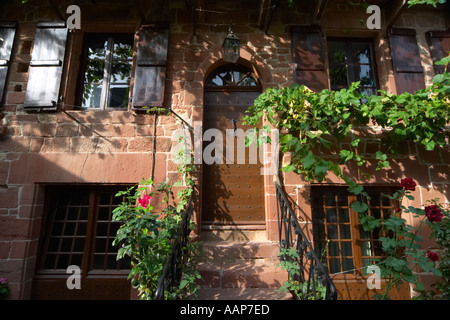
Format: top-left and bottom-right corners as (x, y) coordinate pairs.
(202, 90), (265, 226)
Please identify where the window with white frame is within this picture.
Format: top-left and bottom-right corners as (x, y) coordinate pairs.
(78, 34), (133, 109)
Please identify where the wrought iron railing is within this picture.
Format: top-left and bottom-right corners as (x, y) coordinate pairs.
(275, 181), (337, 300)
(154, 190), (195, 300)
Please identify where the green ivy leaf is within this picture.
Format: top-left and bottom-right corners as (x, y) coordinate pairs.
(302, 151), (316, 169)
(349, 184), (363, 195)
(351, 201), (368, 213)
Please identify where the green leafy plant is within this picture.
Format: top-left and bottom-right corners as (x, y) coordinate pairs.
(407, 0), (447, 7)
(244, 56), (449, 300)
(357, 178), (444, 299)
(277, 247), (327, 300)
(113, 119), (200, 300)
(0, 278), (10, 300)
(112, 177), (200, 300)
(413, 200), (450, 299)
(243, 55), (449, 219)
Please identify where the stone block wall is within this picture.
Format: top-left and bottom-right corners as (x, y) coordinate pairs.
(0, 0), (448, 298)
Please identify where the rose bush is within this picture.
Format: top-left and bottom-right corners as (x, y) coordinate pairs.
(359, 178), (449, 299)
(113, 178), (200, 300)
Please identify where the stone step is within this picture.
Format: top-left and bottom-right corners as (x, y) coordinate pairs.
(201, 226), (267, 242)
(197, 260), (287, 289)
(195, 239), (290, 300)
(198, 241), (280, 263)
(197, 288), (293, 300)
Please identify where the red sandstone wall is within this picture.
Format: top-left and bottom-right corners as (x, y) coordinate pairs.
(0, 0), (448, 299)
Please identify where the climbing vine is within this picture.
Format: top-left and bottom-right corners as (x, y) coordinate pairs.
(243, 56), (450, 299)
(243, 56), (449, 189)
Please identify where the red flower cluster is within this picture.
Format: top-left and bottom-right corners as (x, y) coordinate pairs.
(138, 194), (152, 209)
(400, 178), (416, 191)
(427, 250), (440, 262)
(425, 205), (443, 223)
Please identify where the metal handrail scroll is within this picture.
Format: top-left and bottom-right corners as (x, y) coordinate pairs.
(275, 181), (337, 300)
(154, 191), (195, 300)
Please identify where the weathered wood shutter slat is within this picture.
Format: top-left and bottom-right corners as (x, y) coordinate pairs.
(24, 21), (67, 110)
(426, 29), (450, 74)
(0, 22), (17, 103)
(389, 28), (425, 94)
(132, 25), (169, 110)
(291, 26), (328, 92)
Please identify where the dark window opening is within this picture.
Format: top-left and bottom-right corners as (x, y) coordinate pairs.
(327, 39), (378, 96)
(38, 185), (131, 274)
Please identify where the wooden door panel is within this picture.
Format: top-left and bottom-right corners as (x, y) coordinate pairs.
(203, 91), (264, 225)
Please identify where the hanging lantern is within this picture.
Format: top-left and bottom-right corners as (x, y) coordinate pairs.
(222, 25), (240, 63)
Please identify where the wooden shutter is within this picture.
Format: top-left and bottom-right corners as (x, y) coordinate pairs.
(24, 22), (68, 110)
(426, 29), (450, 74)
(389, 28), (425, 94)
(132, 25), (169, 110)
(291, 26), (328, 92)
(0, 22), (16, 103)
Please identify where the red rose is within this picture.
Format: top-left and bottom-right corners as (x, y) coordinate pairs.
(138, 194), (152, 209)
(400, 178), (416, 191)
(425, 205), (443, 223)
(427, 250), (439, 262)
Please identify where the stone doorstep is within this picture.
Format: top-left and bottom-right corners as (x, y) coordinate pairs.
(198, 240), (280, 263)
(195, 230), (291, 300)
(197, 288), (293, 300)
(197, 260), (288, 289)
(200, 226), (267, 242)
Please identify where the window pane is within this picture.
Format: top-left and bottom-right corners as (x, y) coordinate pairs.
(352, 42), (371, 64)
(339, 208), (349, 222)
(328, 41), (348, 90)
(82, 83), (103, 108)
(326, 208), (337, 222)
(361, 240), (372, 257)
(81, 37), (107, 108)
(329, 258), (341, 274)
(109, 85), (130, 108)
(324, 192), (336, 206)
(341, 242), (353, 256)
(340, 225), (351, 239)
(108, 37), (132, 109)
(80, 35), (133, 109)
(112, 38), (133, 59)
(327, 225), (338, 239)
(98, 207), (110, 221)
(327, 39), (377, 94)
(359, 225), (370, 240)
(342, 259), (354, 273)
(329, 241), (340, 256)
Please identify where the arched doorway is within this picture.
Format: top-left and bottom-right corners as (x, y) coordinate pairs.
(201, 64), (265, 234)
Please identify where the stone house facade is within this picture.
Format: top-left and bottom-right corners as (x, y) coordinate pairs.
(0, 0), (448, 299)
